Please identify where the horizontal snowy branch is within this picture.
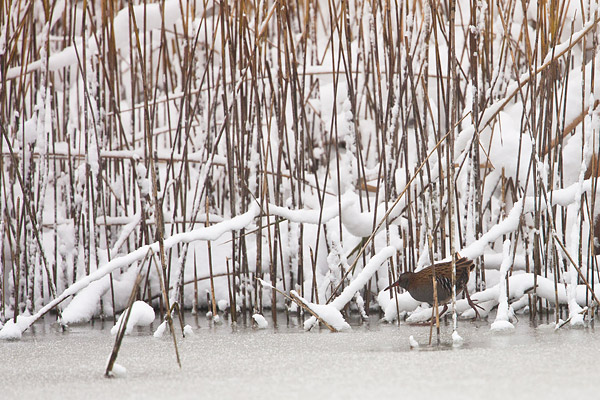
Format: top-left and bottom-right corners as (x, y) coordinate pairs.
(299, 246), (397, 331)
(1, 203), (260, 337)
(461, 179), (594, 260)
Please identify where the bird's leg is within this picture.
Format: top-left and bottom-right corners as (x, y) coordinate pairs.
(428, 307), (435, 345)
(440, 303), (448, 317)
(463, 285), (483, 318)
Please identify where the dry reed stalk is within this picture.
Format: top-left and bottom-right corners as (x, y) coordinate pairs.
(105, 266), (145, 378)
(1, 0), (599, 330)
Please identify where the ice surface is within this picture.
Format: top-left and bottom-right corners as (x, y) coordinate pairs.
(1, 314), (599, 399)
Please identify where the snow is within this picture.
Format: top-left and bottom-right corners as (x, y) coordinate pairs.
(217, 300), (229, 312)
(183, 325), (194, 336)
(0, 315), (35, 340)
(110, 301), (155, 335)
(6, 0), (199, 80)
(330, 246), (397, 310)
(0, 320), (22, 340)
(491, 240), (515, 332)
(61, 278), (110, 324)
(153, 321), (168, 338)
(106, 363), (127, 378)
(460, 180), (595, 261)
(301, 302), (350, 332)
(296, 245), (397, 331)
(452, 331), (464, 344)
(252, 314), (268, 329)
(490, 320), (515, 332)
(408, 335), (419, 348)
(267, 195), (354, 225)
(0, 204), (261, 338)
(256, 278), (274, 290)
(2, 0), (600, 346)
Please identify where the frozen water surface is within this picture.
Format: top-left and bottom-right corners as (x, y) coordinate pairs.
(1, 313), (599, 400)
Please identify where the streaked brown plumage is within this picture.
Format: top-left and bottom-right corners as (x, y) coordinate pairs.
(385, 254), (480, 317)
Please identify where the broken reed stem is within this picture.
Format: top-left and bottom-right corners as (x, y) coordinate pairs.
(552, 231), (600, 306)
(256, 278), (336, 332)
(105, 266), (145, 377)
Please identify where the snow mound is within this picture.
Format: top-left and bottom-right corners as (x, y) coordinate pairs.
(452, 331), (464, 344)
(0, 315), (36, 340)
(409, 335), (419, 348)
(183, 325), (194, 336)
(302, 304), (351, 331)
(569, 314), (585, 327)
(252, 314), (268, 329)
(61, 278), (109, 324)
(490, 320), (515, 332)
(111, 301), (155, 335)
(0, 320), (22, 340)
(153, 321), (168, 338)
(107, 363), (127, 378)
(217, 299), (229, 312)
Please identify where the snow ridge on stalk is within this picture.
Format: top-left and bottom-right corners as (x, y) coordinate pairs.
(300, 246), (397, 331)
(490, 240), (515, 332)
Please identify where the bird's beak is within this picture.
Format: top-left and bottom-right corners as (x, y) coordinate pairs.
(384, 280), (401, 291)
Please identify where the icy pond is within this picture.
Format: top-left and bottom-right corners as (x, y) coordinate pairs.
(1, 313), (599, 400)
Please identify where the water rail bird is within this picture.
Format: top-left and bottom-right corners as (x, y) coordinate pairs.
(385, 254), (481, 317)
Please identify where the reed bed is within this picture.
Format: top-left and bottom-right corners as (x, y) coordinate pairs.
(0, 0), (599, 331)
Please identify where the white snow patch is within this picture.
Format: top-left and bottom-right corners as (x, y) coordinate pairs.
(490, 320), (515, 332)
(0, 320), (22, 340)
(569, 314), (585, 327)
(111, 301), (155, 335)
(409, 335), (419, 348)
(153, 321), (168, 338)
(491, 240), (515, 331)
(0, 315), (35, 340)
(183, 325), (194, 336)
(301, 304), (351, 331)
(452, 331), (464, 344)
(252, 314), (268, 329)
(217, 299), (229, 312)
(107, 363), (127, 378)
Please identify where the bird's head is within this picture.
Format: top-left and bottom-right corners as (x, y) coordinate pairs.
(384, 272), (413, 291)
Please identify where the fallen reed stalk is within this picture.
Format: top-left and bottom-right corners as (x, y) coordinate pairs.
(105, 267), (145, 377)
